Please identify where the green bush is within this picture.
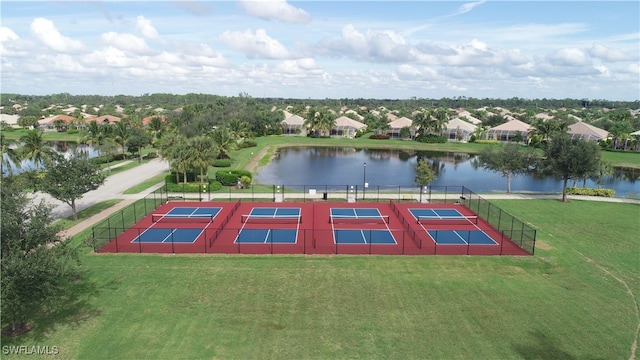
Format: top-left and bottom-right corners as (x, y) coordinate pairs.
(67, 129), (79, 134)
(474, 139), (500, 145)
(567, 187), (615, 197)
(163, 174), (222, 193)
(216, 169), (252, 186)
(213, 159), (231, 167)
(415, 135), (447, 143)
(238, 139), (257, 148)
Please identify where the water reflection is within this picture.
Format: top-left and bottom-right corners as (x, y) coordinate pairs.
(255, 146), (639, 197)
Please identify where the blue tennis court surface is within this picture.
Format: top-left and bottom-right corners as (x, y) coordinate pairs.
(132, 228), (204, 243)
(235, 229), (298, 244)
(331, 208), (382, 218)
(249, 207), (300, 217)
(409, 208), (463, 220)
(166, 206), (221, 217)
(334, 229), (396, 244)
(427, 230), (498, 245)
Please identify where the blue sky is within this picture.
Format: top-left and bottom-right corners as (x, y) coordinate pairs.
(1, 1), (638, 100)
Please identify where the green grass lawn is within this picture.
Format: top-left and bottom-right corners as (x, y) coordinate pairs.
(2, 199), (638, 359)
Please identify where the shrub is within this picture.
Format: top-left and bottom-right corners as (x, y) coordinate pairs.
(163, 174), (222, 193)
(67, 129), (79, 134)
(474, 139), (500, 145)
(240, 175), (252, 189)
(238, 139), (257, 148)
(567, 187), (615, 197)
(213, 159), (231, 167)
(369, 134), (390, 140)
(415, 135), (447, 143)
(216, 169), (252, 186)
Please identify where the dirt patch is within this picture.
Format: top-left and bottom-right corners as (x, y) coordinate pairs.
(534, 240), (552, 251)
(2, 323), (33, 337)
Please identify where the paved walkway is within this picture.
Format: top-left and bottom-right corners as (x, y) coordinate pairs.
(51, 159), (639, 239)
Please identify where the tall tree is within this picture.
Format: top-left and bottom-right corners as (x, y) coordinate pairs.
(41, 152), (106, 220)
(1, 177), (81, 334)
(479, 144), (541, 193)
(1, 133), (21, 176)
(19, 130), (54, 170)
(188, 136), (219, 190)
(542, 135), (601, 202)
(414, 158), (437, 202)
(112, 120), (131, 159)
(211, 127), (236, 159)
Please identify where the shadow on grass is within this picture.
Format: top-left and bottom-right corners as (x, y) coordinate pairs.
(0, 265), (120, 345)
(513, 331), (603, 360)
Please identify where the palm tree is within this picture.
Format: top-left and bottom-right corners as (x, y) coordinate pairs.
(412, 108), (433, 138)
(211, 127), (236, 158)
(433, 108), (449, 136)
(1, 133), (21, 175)
(113, 120), (131, 159)
(307, 109), (336, 137)
(188, 135), (219, 188)
(228, 118), (251, 140)
(19, 130), (53, 170)
(158, 131), (187, 183)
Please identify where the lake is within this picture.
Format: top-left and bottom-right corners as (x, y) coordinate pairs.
(255, 147), (639, 197)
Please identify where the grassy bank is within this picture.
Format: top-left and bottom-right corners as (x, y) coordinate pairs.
(2, 200), (638, 359)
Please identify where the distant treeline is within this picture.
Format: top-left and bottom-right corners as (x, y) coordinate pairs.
(2, 92), (639, 113)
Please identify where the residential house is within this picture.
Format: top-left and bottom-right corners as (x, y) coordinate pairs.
(486, 119), (533, 143)
(567, 121), (609, 141)
(443, 118), (478, 142)
(332, 116), (367, 138)
(386, 116), (415, 139)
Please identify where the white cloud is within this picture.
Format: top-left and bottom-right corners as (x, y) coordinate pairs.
(30, 18), (84, 53)
(100, 32), (152, 54)
(453, 1), (486, 16)
(588, 43), (631, 63)
(0, 27), (19, 42)
(220, 28), (291, 59)
(545, 48), (591, 67)
(136, 16), (159, 39)
(239, 0), (311, 24)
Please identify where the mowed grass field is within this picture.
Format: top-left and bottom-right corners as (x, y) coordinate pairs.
(2, 199), (638, 359)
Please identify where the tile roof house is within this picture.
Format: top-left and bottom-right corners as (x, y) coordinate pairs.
(332, 116), (367, 138)
(281, 110), (307, 136)
(567, 121), (609, 141)
(386, 116), (415, 139)
(444, 118), (478, 142)
(486, 119), (533, 143)
(37, 114), (78, 131)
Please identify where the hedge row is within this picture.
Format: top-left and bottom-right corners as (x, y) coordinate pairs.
(164, 174), (222, 192)
(567, 187), (615, 197)
(415, 135), (447, 143)
(215, 169), (252, 186)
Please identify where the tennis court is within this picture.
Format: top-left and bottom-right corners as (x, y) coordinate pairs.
(131, 206), (221, 244)
(97, 199), (531, 256)
(235, 207), (301, 244)
(330, 207), (396, 245)
(409, 208), (498, 246)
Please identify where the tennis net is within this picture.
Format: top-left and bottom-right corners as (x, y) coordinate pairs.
(330, 215), (390, 225)
(417, 215), (478, 225)
(241, 214), (302, 224)
(152, 213), (214, 223)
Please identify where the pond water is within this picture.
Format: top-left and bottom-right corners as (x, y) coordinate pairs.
(255, 147), (640, 197)
(2, 142), (100, 175)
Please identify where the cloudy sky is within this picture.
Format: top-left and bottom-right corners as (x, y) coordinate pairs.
(1, 1), (638, 100)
